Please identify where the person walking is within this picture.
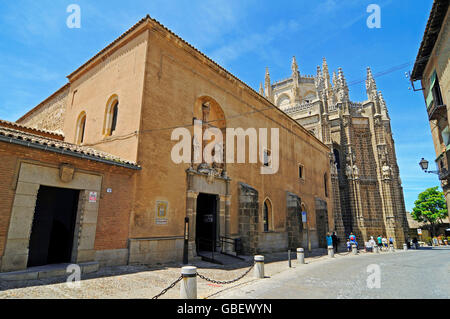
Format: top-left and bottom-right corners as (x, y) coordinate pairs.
(332, 231), (339, 253)
(377, 235), (383, 251)
(389, 236), (394, 248)
(369, 236), (376, 252)
(382, 237), (388, 250)
(326, 232), (333, 248)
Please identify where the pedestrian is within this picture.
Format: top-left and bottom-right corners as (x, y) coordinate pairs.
(377, 235), (383, 251)
(389, 237), (394, 247)
(369, 236), (376, 252)
(332, 231), (339, 253)
(326, 232), (333, 248)
(382, 237), (388, 249)
(412, 237), (418, 249)
(346, 239), (352, 252)
(349, 232), (356, 243)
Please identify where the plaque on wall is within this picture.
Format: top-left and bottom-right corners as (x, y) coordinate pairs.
(156, 201), (169, 225)
(203, 214), (214, 223)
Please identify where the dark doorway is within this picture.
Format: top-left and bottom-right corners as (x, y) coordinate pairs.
(196, 193), (218, 252)
(27, 186), (80, 267)
(315, 198), (329, 249)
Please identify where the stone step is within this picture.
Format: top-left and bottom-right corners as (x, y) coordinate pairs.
(0, 262), (99, 281)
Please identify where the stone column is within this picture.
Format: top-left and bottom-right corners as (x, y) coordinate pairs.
(330, 168), (346, 247)
(1, 181), (39, 272)
(186, 190), (198, 258)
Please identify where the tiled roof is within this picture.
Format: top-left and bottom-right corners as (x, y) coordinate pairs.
(0, 119), (64, 139)
(411, 0), (449, 80)
(0, 125), (140, 169)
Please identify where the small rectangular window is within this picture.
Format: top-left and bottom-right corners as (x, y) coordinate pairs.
(264, 149), (271, 167)
(299, 165), (303, 179)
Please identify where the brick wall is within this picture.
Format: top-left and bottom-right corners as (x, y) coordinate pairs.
(0, 141), (135, 257)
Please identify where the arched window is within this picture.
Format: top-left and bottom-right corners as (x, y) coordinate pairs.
(333, 148), (340, 169)
(75, 112), (86, 144)
(103, 96), (119, 137)
(324, 173), (329, 197)
(263, 198), (272, 232)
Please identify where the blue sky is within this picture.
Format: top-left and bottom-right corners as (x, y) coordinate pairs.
(0, 0), (439, 211)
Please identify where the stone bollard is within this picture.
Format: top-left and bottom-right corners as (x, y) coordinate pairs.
(254, 255), (265, 279)
(328, 245), (335, 258)
(373, 245), (379, 254)
(403, 243), (408, 251)
(352, 244), (358, 255)
(389, 244), (394, 252)
(297, 248), (305, 264)
(180, 266), (197, 299)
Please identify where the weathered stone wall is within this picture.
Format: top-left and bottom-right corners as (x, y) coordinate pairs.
(286, 192), (303, 249)
(128, 237), (184, 265)
(0, 140), (135, 271)
(315, 197), (329, 248)
(17, 85), (69, 134)
(238, 183), (259, 255)
(258, 232), (288, 253)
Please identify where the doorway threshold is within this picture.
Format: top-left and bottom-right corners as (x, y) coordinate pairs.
(0, 262), (99, 281)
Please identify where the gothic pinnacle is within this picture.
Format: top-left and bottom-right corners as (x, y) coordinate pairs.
(337, 67), (347, 88)
(366, 66), (377, 92)
(292, 56), (298, 74)
(265, 67), (271, 86)
(322, 58), (330, 88)
(332, 71), (337, 87)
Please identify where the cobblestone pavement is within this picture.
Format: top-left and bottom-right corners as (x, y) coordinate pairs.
(0, 249), (335, 299)
(212, 247), (450, 299)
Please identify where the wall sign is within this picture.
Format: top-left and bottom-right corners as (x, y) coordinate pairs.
(301, 211), (307, 223)
(156, 201), (168, 225)
(89, 192), (98, 203)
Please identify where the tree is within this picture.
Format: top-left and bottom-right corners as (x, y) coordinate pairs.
(411, 186), (448, 237)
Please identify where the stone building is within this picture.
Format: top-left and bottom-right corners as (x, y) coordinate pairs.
(260, 56), (409, 247)
(411, 0), (450, 212)
(0, 120), (139, 272)
(1, 15), (335, 273)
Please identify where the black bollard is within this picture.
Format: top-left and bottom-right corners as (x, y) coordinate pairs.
(288, 249), (291, 267)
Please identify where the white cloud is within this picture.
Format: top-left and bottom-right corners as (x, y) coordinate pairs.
(209, 19), (300, 66)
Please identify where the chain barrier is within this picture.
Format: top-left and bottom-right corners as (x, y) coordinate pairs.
(337, 251), (352, 256)
(197, 262), (255, 285)
(151, 275), (183, 299)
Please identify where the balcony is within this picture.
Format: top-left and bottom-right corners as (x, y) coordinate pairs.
(436, 149), (450, 180)
(428, 103), (447, 121)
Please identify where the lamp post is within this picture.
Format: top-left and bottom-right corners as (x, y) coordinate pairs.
(183, 217), (189, 265)
(419, 157), (448, 179)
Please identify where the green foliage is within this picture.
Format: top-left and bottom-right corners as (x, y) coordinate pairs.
(411, 187), (448, 225)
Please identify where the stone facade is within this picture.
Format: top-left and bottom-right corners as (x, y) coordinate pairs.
(261, 57), (409, 247)
(17, 84), (69, 135)
(411, 1), (450, 214)
(0, 134), (136, 272)
(7, 16), (336, 270)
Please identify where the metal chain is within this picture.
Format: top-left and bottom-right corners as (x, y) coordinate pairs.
(197, 262), (255, 285)
(151, 275), (183, 299)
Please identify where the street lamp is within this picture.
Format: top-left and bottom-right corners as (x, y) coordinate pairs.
(419, 157), (448, 179)
(419, 158), (431, 172)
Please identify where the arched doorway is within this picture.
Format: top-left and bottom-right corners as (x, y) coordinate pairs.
(195, 193), (219, 252)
